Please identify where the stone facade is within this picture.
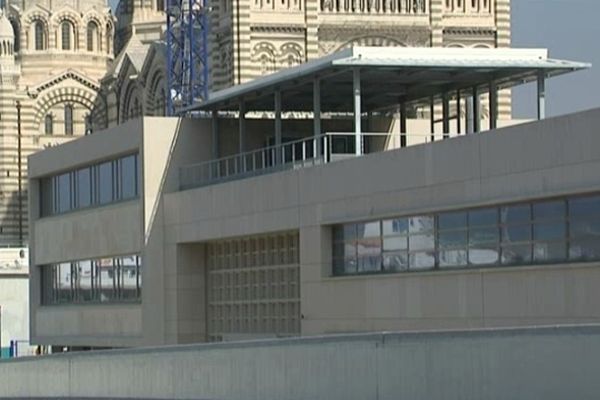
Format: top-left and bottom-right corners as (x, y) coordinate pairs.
(0, 1), (114, 246)
(105, 0), (510, 129)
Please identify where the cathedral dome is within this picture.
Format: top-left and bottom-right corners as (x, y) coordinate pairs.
(0, 11), (14, 40)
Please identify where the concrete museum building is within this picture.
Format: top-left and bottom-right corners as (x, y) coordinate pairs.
(26, 42), (596, 349)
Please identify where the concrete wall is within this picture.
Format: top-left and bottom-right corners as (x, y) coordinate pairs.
(1, 326), (600, 400)
(163, 108), (600, 336)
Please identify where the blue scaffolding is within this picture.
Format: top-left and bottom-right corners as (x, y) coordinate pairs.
(166, 0), (209, 116)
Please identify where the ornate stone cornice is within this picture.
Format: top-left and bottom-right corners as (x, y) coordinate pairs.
(27, 69), (100, 99)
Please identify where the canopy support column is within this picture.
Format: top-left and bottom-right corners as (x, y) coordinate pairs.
(400, 102), (407, 148)
(489, 81), (498, 130)
(537, 70), (546, 120)
(430, 96), (435, 142)
(211, 110), (219, 159)
(442, 92), (450, 138)
(456, 90), (462, 134)
(472, 86), (481, 133)
(313, 78), (322, 156)
(275, 90), (282, 163)
(353, 68), (362, 156)
(466, 96), (473, 134)
(239, 101), (246, 153)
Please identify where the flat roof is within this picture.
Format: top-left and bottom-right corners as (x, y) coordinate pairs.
(187, 46), (590, 113)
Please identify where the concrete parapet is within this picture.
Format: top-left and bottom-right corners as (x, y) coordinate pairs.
(1, 325), (600, 399)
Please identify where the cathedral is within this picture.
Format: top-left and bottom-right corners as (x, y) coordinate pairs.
(0, 0), (510, 246)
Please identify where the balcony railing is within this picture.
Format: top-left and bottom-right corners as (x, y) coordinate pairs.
(179, 131), (461, 190)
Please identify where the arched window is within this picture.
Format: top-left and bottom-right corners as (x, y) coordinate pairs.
(61, 21), (74, 50)
(87, 21), (99, 52)
(10, 20), (19, 53)
(157, 89), (166, 116)
(106, 24), (113, 55)
(64, 105), (73, 135)
(34, 21), (46, 51)
(45, 114), (53, 135)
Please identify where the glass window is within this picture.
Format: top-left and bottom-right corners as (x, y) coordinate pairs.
(439, 211), (467, 231)
(569, 196), (600, 218)
(382, 218), (408, 236)
(409, 252), (435, 270)
(44, 114), (53, 135)
(533, 222), (566, 241)
(61, 21), (72, 50)
(64, 104), (73, 135)
(356, 221), (380, 239)
(533, 201), (565, 221)
(409, 233), (435, 252)
(500, 204), (531, 224)
(120, 154), (138, 200)
(98, 258), (115, 302)
(409, 216), (434, 233)
(438, 231), (467, 249)
(439, 249), (468, 268)
(569, 239), (600, 261)
(57, 173), (71, 213)
(569, 219), (600, 239)
(501, 225), (531, 244)
(469, 245), (499, 266)
(383, 236), (408, 251)
(97, 161), (114, 204)
(57, 263), (72, 303)
(75, 261), (94, 302)
(534, 242), (566, 263)
(34, 21), (45, 50)
(382, 252), (408, 272)
(120, 255), (139, 300)
(469, 227), (499, 245)
(40, 177), (54, 217)
(76, 167), (92, 208)
(501, 244), (532, 265)
(469, 208), (497, 227)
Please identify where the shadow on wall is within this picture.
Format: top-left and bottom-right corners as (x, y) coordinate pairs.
(0, 190), (28, 248)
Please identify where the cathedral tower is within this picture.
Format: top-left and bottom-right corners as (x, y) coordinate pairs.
(114, 0), (165, 54)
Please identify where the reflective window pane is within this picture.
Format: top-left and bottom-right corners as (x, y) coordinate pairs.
(439, 249), (468, 268)
(357, 256), (381, 273)
(501, 204), (531, 224)
(438, 212), (467, 231)
(383, 252), (408, 272)
(120, 255), (139, 300)
(569, 239), (600, 261)
(98, 161), (114, 204)
(534, 241), (567, 263)
(569, 196), (600, 218)
(409, 252), (435, 270)
(57, 173), (71, 213)
(333, 242), (355, 259)
(383, 236), (408, 251)
(469, 208), (497, 227)
(469, 227), (499, 245)
(356, 238), (381, 256)
(501, 244), (532, 265)
(533, 201), (565, 221)
(501, 225), (531, 243)
(120, 155), (138, 200)
(408, 216), (434, 234)
(382, 218), (408, 236)
(77, 168), (92, 209)
(357, 221), (380, 239)
(439, 231), (467, 249)
(469, 245), (499, 265)
(534, 222), (566, 241)
(409, 233), (435, 251)
(76, 261), (93, 302)
(569, 218), (600, 239)
(98, 258), (115, 302)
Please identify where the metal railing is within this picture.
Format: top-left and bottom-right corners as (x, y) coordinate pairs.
(179, 131), (462, 190)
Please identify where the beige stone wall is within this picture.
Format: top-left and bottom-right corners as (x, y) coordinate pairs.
(0, 1), (114, 246)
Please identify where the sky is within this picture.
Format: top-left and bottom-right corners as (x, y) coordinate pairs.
(109, 0), (598, 118)
(512, 0), (599, 118)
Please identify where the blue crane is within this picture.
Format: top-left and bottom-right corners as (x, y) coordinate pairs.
(166, 0), (209, 116)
